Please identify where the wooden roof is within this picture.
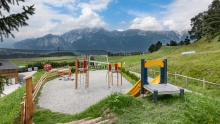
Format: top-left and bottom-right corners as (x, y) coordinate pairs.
(0, 60), (20, 70)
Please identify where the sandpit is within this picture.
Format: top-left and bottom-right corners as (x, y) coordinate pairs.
(38, 70), (133, 114)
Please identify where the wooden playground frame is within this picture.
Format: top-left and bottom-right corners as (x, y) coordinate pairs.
(75, 56), (89, 89)
(107, 62), (122, 87)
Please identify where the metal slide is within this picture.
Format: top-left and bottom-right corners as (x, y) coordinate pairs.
(126, 75), (160, 97)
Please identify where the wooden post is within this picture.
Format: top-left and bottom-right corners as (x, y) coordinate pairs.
(75, 60), (78, 89)
(108, 71), (110, 87)
(185, 76), (188, 86)
(175, 72), (177, 80)
(21, 102), (24, 124)
(111, 72), (113, 86)
(31, 80), (34, 93)
(56, 69), (58, 76)
(87, 59), (89, 88)
(25, 77), (33, 124)
(117, 71), (119, 86)
(120, 62), (122, 85)
(203, 78), (205, 89)
(86, 70), (89, 89)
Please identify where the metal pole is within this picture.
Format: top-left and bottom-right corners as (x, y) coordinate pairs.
(141, 59), (145, 97)
(153, 90), (158, 103)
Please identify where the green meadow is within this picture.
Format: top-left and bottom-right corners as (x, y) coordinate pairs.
(1, 34), (220, 123)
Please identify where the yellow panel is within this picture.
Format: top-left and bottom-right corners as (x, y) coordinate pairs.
(144, 60), (164, 68)
(125, 76), (160, 97)
(117, 62), (122, 68)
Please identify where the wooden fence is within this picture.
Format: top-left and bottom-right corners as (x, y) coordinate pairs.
(148, 69), (220, 89)
(20, 67), (71, 124)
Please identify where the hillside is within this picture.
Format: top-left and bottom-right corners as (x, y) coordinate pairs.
(162, 35), (220, 83)
(107, 35), (220, 85)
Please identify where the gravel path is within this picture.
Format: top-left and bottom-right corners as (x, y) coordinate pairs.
(38, 70), (133, 114)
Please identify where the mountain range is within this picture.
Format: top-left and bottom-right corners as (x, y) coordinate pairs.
(13, 27), (189, 53)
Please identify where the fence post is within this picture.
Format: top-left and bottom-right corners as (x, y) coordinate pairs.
(21, 102), (24, 124)
(185, 76), (188, 86)
(56, 69), (59, 76)
(203, 78), (205, 89)
(25, 77), (33, 124)
(175, 72), (177, 80)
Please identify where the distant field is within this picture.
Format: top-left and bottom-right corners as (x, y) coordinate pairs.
(7, 35), (220, 84)
(8, 56), (77, 66)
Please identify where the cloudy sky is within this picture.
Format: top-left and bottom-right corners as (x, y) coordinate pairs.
(5, 0), (213, 41)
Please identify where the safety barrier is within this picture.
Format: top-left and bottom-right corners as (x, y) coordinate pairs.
(148, 69), (220, 89)
(20, 67), (71, 124)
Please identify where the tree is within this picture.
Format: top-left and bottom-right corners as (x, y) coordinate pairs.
(184, 36), (191, 45)
(203, 0), (220, 38)
(0, 75), (9, 97)
(155, 41), (162, 51)
(189, 0), (220, 40)
(178, 40), (185, 45)
(188, 12), (204, 40)
(0, 0), (35, 41)
(148, 44), (155, 53)
(169, 40), (177, 46)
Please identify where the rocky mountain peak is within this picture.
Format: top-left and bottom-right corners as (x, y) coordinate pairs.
(13, 27), (189, 52)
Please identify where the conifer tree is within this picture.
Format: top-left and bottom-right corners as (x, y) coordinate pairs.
(148, 44), (155, 53)
(155, 41), (162, 51)
(0, 0), (35, 41)
(184, 36), (191, 45)
(189, 0), (220, 40)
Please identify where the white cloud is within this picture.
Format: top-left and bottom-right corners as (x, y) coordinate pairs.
(163, 20), (175, 26)
(44, 0), (75, 6)
(120, 21), (126, 24)
(78, 0), (111, 11)
(5, 0), (213, 42)
(129, 17), (163, 31)
(127, 10), (149, 17)
(162, 0), (213, 31)
(127, 0), (213, 31)
(61, 8), (106, 29)
(9, 0), (108, 41)
(162, 20), (190, 31)
(117, 29), (124, 31)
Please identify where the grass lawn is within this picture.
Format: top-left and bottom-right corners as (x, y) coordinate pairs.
(1, 35), (220, 123)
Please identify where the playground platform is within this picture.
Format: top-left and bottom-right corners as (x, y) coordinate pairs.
(143, 83), (181, 95)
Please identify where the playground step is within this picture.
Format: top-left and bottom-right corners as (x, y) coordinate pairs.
(61, 117), (110, 124)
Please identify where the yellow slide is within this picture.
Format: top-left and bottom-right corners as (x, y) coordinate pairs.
(126, 75), (160, 97)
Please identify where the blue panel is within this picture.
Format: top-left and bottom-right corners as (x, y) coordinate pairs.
(160, 68), (164, 84)
(141, 59), (145, 95)
(144, 68), (148, 85)
(164, 59), (167, 84)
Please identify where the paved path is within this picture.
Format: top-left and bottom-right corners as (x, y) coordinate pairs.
(129, 71), (154, 82)
(0, 71), (37, 97)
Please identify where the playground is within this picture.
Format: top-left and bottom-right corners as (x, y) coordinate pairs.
(38, 70), (133, 114)
(38, 58), (184, 114)
(20, 57), (185, 123)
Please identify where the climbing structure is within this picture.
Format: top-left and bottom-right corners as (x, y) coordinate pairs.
(107, 62), (122, 87)
(140, 59), (184, 103)
(75, 56), (89, 90)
